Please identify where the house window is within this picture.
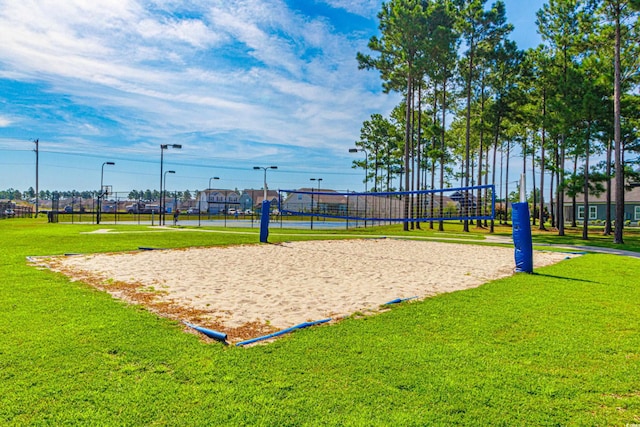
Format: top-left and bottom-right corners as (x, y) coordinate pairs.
(635, 206), (640, 220)
(578, 206), (597, 220)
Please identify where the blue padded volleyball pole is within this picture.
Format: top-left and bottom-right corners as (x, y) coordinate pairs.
(512, 201), (533, 273)
(259, 200), (270, 243)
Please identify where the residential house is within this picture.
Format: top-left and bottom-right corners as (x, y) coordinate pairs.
(449, 190), (477, 209)
(420, 194), (458, 219)
(240, 189), (279, 212)
(196, 189), (241, 214)
(563, 179), (640, 224)
(281, 188), (349, 216)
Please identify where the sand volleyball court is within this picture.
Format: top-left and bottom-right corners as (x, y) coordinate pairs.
(33, 239), (569, 343)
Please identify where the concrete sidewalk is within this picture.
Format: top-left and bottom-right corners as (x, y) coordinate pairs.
(482, 234), (640, 259)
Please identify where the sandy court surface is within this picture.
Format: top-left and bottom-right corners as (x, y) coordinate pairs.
(34, 239), (569, 342)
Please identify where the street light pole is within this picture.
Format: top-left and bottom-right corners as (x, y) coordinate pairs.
(33, 139), (39, 217)
(208, 176), (219, 219)
(253, 166), (278, 209)
(163, 170), (175, 225)
(97, 161), (115, 225)
(349, 148), (368, 227)
(160, 144), (182, 226)
(309, 177), (322, 230)
(208, 176), (220, 190)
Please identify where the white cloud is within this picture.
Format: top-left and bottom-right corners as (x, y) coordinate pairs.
(207, 1), (306, 77)
(0, 0), (394, 186)
(136, 18), (223, 48)
(0, 116), (12, 127)
(319, 0), (380, 18)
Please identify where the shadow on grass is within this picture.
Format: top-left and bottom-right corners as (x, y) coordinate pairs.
(532, 272), (600, 284)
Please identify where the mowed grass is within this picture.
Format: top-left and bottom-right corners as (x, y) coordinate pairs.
(1, 219), (640, 425)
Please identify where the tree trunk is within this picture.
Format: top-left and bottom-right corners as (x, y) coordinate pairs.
(522, 138), (527, 202)
(604, 138), (612, 235)
(490, 129), (499, 233)
(484, 144), (490, 227)
(582, 124), (591, 240)
(613, 5), (624, 244)
(476, 73), (485, 228)
(403, 71), (412, 232)
(386, 143), (391, 192)
(470, 155), (475, 225)
(550, 152), (556, 229)
(558, 43), (569, 237)
(439, 74), (447, 232)
(558, 141), (566, 236)
(505, 140), (511, 225)
(531, 140), (537, 226)
(430, 86), (438, 230)
(499, 142), (504, 224)
(539, 112), (547, 231)
(571, 153), (578, 228)
(538, 139), (547, 231)
(415, 83), (422, 229)
(463, 36), (475, 233)
(410, 88), (416, 230)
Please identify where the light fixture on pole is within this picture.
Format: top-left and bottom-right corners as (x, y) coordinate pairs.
(160, 144), (182, 226)
(349, 147), (368, 227)
(253, 166), (278, 205)
(97, 161), (115, 225)
(309, 177), (323, 230)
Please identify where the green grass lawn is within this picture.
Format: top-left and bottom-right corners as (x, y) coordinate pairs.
(1, 218), (639, 425)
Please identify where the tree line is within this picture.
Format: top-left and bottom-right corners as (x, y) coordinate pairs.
(355, 0), (639, 242)
(1, 188), (195, 203)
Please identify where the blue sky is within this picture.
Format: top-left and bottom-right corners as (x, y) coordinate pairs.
(0, 0), (545, 195)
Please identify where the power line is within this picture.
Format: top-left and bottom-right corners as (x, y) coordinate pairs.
(0, 146), (363, 177)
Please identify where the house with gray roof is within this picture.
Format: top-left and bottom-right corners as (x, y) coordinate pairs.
(563, 179), (640, 225)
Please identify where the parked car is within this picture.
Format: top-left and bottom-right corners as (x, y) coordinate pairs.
(187, 207), (199, 214)
(227, 208), (238, 215)
(3, 209), (15, 217)
(244, 209), (254, 215)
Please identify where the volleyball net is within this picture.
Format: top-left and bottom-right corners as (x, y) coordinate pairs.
(278, 184), (495, 223)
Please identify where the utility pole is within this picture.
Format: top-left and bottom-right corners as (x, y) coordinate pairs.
(33, 139), (39, 217)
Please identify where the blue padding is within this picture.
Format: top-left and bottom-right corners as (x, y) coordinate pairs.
(260, 200), (271, 243)
(384, 296), (418, 305)
(512, 202), (533, 273)
(236, 318), (332, 347)
(184, 322), (227, 342)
